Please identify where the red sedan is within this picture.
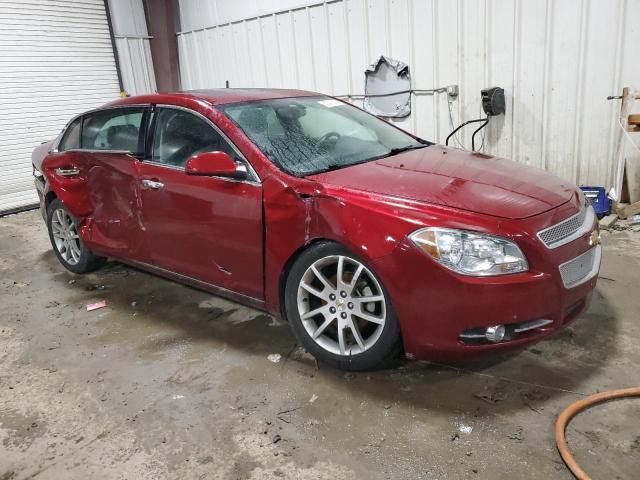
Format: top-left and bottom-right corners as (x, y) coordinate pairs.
(32, 89), (601, 370)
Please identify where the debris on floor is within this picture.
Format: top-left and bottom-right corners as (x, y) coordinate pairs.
(473, 387), (506, 404)
(507, 426), (524, 441)
(458, 423), (474, 434)
(267, 353), (282, 363)
(520, 388), (550, 413)
(86, 300), (107, 311)
(599, 214), (618, 230)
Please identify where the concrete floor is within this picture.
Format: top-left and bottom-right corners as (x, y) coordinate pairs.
(0, 210), (639, 480)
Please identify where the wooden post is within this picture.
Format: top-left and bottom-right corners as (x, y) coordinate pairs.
(613, 88), (640, 214)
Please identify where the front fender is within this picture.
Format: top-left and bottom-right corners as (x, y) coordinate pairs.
(263, 177), (423, 313)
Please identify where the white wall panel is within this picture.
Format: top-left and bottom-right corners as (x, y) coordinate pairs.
(108, 0), (147, 35)
(108, 0), (156, 95)
(260, 15), (283, 87)
(114, 36), (156, 95)
(176, 0), (640, 187)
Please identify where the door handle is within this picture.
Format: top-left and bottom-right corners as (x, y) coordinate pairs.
(54, 167), (80, 177)
(142, 179), (164, 190)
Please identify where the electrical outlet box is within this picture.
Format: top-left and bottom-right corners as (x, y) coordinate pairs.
(447, 85), (459, 98)
(481, 87), (506, 116)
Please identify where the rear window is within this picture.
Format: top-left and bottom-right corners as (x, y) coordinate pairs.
(58, 117), (81, 151)
(81, 107), (146, 154)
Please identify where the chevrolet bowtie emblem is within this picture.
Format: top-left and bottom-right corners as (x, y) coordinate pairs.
(588, 229), (601, 247)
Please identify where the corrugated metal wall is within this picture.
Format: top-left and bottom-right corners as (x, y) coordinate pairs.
(175, 0), (640, 188)
(108, 0), (157, 95)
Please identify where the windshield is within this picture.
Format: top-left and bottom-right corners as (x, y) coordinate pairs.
(220, 96), (428, 176)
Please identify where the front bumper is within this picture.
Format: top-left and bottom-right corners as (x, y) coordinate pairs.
(370, 209), (600, 362)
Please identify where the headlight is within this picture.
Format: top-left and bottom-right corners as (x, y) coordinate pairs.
(409, 227), (528, 276)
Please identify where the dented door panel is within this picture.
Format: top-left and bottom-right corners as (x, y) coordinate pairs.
(83, 152), (145, 260)
(43, 151), (146, 261)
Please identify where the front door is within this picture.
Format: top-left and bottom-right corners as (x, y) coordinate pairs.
(80, 106), (149, 261)
(138, 106), (264, 300)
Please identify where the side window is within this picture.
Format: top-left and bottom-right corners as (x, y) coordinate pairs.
(81, 107), (146, 154)
(58, 117), (81, 151)
(151, 108), (240, 168)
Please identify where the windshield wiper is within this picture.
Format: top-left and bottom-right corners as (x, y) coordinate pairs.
(310, 157), (375, 175)
(307, 143), (429, 175)
(315, 162), (351, 173)
(384, 144), (428, 157)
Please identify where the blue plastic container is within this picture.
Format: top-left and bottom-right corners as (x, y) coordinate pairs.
(580, 186), (610, 218)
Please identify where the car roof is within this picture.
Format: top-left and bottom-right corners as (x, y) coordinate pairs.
(111, 88), (322, 107)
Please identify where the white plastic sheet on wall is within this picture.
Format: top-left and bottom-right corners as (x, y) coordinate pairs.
(176, 0), (640, 188)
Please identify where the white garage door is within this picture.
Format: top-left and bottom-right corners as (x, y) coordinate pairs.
(0, 0), (121, 214)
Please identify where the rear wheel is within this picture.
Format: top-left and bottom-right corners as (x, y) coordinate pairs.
(284, 242), (401, 371)
(47, 199), (106, 274)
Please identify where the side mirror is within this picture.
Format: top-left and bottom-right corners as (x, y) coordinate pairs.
(185, 151), (248, 180)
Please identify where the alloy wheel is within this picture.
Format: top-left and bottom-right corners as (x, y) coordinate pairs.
(51, 207), (81, 266)
(296, 255), (387, 356)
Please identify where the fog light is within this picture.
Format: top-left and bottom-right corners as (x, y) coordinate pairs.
(485, 325), (505, 343)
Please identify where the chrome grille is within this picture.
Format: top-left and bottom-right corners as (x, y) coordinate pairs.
(538, 208), (586, 245)
(559, 246), (601, 288)
(537, 202), (594, 248)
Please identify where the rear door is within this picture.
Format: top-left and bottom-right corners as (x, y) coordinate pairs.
(43, 116), (88, 214)
(44, 106), (149, 261)
(138, 105), (264, 299)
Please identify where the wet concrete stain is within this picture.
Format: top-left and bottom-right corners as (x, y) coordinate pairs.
(0, 211), (639, 479)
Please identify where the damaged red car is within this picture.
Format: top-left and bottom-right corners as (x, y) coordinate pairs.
(32, 89), (601, 370)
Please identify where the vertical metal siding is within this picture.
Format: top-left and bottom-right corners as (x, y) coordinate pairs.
(107, 0), (157, 95)
(0, 0), (121, 213)
(176, 0), (640, 187)
(114, 35), (157, 94)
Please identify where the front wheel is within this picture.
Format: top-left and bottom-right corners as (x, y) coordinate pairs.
(284, 242), (401, 371)
(47, 199), (106, 274)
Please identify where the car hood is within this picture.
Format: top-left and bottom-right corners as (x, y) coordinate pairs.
(307, 145), (576, 219)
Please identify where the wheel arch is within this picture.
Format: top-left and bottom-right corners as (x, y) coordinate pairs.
(277, 237), (404, 369)
(278, 238), (345, 322)
(276, 237), (401, 331)
(44, 191), (58, 211)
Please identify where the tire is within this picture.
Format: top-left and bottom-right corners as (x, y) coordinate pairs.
(47, 198), (106, 274)
(284, 241), (401, 371)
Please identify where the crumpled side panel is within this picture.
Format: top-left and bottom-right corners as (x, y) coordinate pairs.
(262, 176), (415, 314)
